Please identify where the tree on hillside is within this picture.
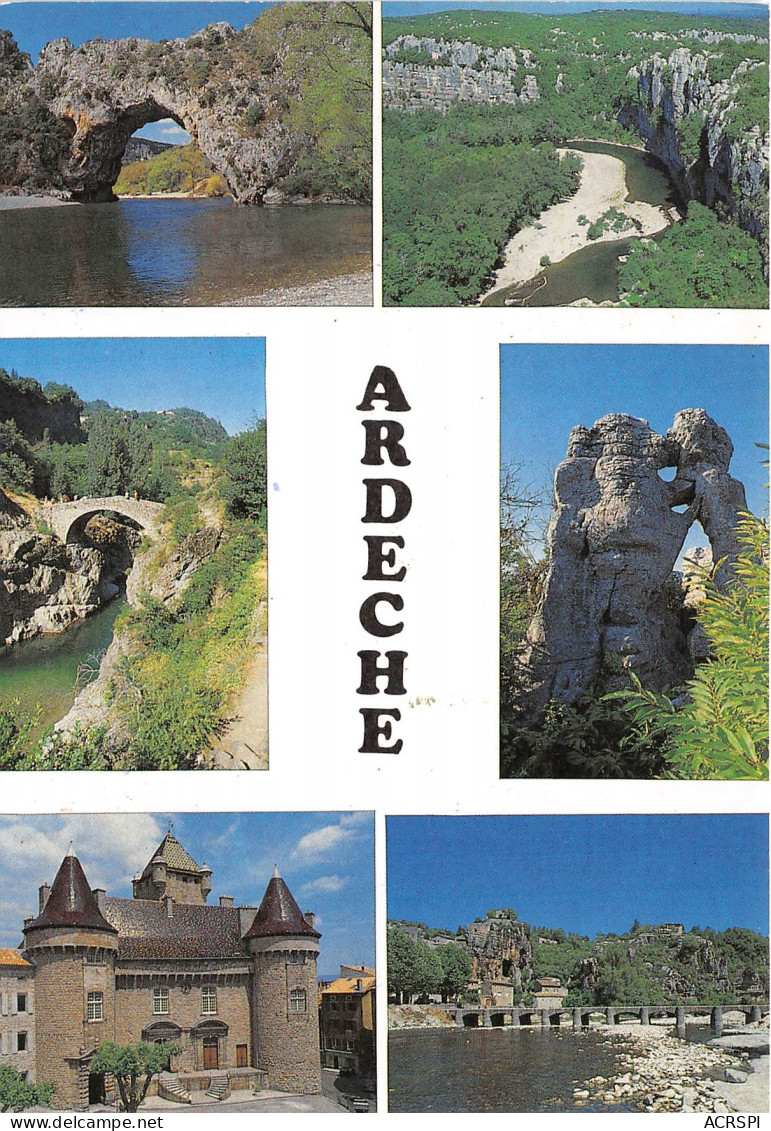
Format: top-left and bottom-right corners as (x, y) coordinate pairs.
(437, 943), (473, 1001)
(223, 420), (267, 522)
(0, 1065), (55, 1112)
(89, 1041), (181, 1112)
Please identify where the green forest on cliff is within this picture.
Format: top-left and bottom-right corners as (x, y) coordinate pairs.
(383, 8), (768, 307)
(388, 915), (769, 1008)
(0, 368), (268, 771)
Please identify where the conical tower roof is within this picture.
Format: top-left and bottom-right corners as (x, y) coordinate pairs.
(25, 848), (117, 934)
(244, 868), (320, 940)
(148, 832), (202, 873)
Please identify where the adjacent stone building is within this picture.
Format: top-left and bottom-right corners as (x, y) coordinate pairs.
(21, 834), (322, 1108)
(319, 965), (376, 1076)
(0, 949), (35, 1079)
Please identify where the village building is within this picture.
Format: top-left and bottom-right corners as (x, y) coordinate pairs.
(0, 949), (35, 1079)
(319, 965), (376, 1076)
(20, 834), (322, 1109)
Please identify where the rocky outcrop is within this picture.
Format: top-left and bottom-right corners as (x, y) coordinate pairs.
(0, 369), (84, 444)
(0, 527), (107, 644)
(514, 409), (748, 719)
(28, 24), (303, 203)
(460, 913), (533, 997)
(57, 523), (221, 736)
(1, 5), (370, 204)
(383, 35), (539, 113)
(622, 48), (769, 245)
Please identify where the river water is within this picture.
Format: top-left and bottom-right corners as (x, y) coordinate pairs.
(0, 595), (125, 736)
(482, 140), (680, 307)
(0, 199), (372, 306)
(388, 1026), (638, 1113)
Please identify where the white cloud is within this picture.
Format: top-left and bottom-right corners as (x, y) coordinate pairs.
(291, 813), (372, 863)
(292, 823), (354, 861)
(300, 875), (348, 895)
(0, 815), (164, 947)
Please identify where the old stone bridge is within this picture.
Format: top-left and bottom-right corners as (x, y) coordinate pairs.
(40, 496), (165, 544)
(445, 1003), (766, 1039)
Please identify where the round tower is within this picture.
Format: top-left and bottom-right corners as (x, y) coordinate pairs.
(23, 847), (118, 1110)
(245, 867), (321, 1095)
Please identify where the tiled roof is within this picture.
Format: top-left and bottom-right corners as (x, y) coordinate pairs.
(25, 851), (117, 935)
(0, 948), (32, 967)
(244, 873), (321, 940)
(104, 898), (247, 960)
(149, 833), (202, 873)
(321, 976), (375, 995)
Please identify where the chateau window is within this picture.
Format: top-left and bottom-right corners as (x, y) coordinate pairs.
(86, 948), (100, 965)
(153, 987), (169, 1015)
(17, 1032), (27, 1052)
(201, 986), (217, 1015)
(87, 992), (103, 1022)
(16, 994), (26, 1013)
(288, 988), (307, 1013)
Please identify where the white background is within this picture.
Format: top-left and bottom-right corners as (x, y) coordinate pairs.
(0, 0), (770, 1125)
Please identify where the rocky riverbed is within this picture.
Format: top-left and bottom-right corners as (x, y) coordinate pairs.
(575, 1020), (769, 1113)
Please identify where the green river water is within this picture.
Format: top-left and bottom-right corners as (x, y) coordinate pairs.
(0, 595), (126, 735)
(482, 140), (681, 307)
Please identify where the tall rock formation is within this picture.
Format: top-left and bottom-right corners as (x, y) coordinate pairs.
(514, 409), (748, 719)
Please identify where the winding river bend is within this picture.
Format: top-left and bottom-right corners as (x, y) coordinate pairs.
(0, 199), (372, 306)
(482, 140), (681, 307)
(388, 1027), (635, 1113)
(0, 595), (125, 737)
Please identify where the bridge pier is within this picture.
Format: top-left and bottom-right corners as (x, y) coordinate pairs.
(675, 1006), (686, 1039)
(711, 1007), (723, 1036)
(748, 1006), (761, 1024)
(510, 1009), (521, 1027)
(540, 1010), (550, 1028)
(573, 1008), (582, 1031)
(606, 1007), (615, 1025)
(640, 1007), (650, 1026)
(483, 1010), (492, 1028)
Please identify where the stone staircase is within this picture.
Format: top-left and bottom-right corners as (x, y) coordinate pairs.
(205, 1074), (231, 1101)
(158, 1073), (193, 1104)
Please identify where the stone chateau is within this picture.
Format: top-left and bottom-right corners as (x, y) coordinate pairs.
(14, 833), (322, 1108)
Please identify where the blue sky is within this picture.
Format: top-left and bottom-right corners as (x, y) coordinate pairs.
(0, 812), (375, 975)
(501, 344), (768, 552)
(1, 339), (265, 436)
(383, 2), (767, 18)
(387, 815), (769, 936)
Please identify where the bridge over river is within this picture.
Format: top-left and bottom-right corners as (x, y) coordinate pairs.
(445, 1003), (766, 1039)
(39, 496), (166, 544)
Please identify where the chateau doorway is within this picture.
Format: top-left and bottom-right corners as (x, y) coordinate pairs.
(88, 1072), (106, 1105)
(203, 1038), (219, 1070)
(236, 1044), (248, 1068)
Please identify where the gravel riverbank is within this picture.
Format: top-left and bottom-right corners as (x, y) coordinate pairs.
(575, 1020), (769, 1113)
(225, 271), (373, 307)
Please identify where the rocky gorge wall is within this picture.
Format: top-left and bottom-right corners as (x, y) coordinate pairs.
(383, 33), (768, 246)
(0, 492), (124, 645)
(622, 47), (768, 245)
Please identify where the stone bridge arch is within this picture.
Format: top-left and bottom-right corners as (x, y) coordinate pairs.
(32, 23), (303, 203)
(42, 496), (165, 544)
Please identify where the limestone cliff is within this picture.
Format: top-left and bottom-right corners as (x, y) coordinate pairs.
(0, 370), (84, 445)
(383, 35), (539, 112)
(622, 47), (768, 245)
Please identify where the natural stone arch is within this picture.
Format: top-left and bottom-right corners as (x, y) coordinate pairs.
(31, 23), (306, 203)
(514, 408), (749, 720)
